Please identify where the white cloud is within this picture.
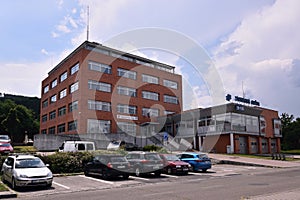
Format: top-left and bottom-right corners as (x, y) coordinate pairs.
(41, 49), (49, 55)
(213, 0), (300, 116)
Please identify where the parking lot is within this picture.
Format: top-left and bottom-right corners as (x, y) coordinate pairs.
(12, 164), (267, 198)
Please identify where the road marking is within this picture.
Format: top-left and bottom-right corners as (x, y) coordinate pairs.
(161, 174), (179, 178)
(53, 181), (70, 189)
(189, 172), (206, 176)
(130, 176), (150, 181)
(79, 175), (114, 185)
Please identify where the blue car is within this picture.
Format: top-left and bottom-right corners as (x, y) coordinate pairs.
(177, 152), (211, 172)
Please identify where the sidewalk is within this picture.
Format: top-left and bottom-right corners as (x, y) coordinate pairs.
(208, 153), (300, 168)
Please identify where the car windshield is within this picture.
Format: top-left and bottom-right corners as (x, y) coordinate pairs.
(164, 155), (180, 161)
(0, 135), (9, 140)
(145, 154), (161, 160)
(111, 157), (127, 162)
(196, 154), (209, 159)
(15, 158), (46, 168)
(0, 143), (11, 147)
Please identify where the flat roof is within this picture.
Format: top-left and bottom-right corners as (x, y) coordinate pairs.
(48, 41), (176, 75)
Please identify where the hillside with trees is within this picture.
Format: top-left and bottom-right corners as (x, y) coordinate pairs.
(0, 93), (40, 144)
(281, 113), (300, 150)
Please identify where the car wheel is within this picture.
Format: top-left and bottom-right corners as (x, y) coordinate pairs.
(167, 167), (172, 174)
(123, 174), (129, 179)
(46, 183), (52, 188)
(102, 172), (108, 180)
(11, 178), (17, 190)
(190, 165), (196, 172)
(154, 171), (161, 177)
(84, 169), (90, 176)
(135, 167), (141, 177)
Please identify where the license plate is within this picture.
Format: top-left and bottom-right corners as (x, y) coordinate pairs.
(183, 168), (188, 171)
(32, 180), (41, 183)
(117, 165), (125, 169)
(153, 165), (159, 169)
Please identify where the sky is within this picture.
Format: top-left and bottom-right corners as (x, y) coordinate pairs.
(0, 0), (299, 117)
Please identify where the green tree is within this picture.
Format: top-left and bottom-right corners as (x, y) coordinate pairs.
(1, 104), (39, 143)
(281, 113), (300, 150)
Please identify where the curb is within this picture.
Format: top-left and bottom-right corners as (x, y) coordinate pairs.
(217, 159), (279, 168)
(0, 182), (17, 199)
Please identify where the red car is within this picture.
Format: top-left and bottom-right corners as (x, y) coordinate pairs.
(160, 154), (191, 175)
(0, 143), (13, 154)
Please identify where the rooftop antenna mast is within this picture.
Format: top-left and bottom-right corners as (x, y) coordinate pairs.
(242, 81), (245, 98)
(87, 6), (89, 41)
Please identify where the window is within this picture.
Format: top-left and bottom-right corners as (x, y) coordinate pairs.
(43, 85), (49, 94)
(142, 108), (159, 117)
(88, 80), (111, 92)
(88, 100), (111, 112)
(164, 110), (175, 115)
(87, 119), (111, 133)
(41, 114), (47, 123)
(58, 106), (67, 116)
(42, 99), (48, 108)
(164, 95), (178, 104)
(48, 126), (55, 134)
(60, 71), (68, 82)
(41, 129), (47, 134)
(70, 82), (79, 93)
(142, 74), (159, 84)
(88, 61), (112, 74)
(117, 104), (137, 115)
(50, 95), (57, 103)
(60, 88), (67, 99)
(68, 120), (77, 131)
(49, 110), (56, 120)
(163, 79), (178, 89)
(117, 86), (136, 97)
(70, 63), (79, 75)
(117, 122), (136, 134)
(117, 68), (137, 80)
(57, 123), (66, 134)
(69, 101), (78, 112)
(51, 79), (57, 88)
(142, 91), (159, 101)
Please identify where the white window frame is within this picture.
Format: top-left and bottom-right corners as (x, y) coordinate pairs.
(142, 74), (159, 84)
(70, 63), (79, 75)
(51, 79), (57, 88)
(43, 85), (49, 94)
(87, 119), (111, 134)
(70, 82), (79, 93)
(60, 88), (67, 99)
(50, 95), (57, 103)
(88, 61), (112, 74)
(163, 79), (178, 89)
(164, 95), (178, 104)
(117, 68), (137, 80)
(142, 108), (159, 117)
(142, 91), (159, 101)
(117, 104), (137, 115)
(60, 71), (68, 82)
(88, 80), (111, 93)
(88, 100), (111, 112)
(117, 86), (137, 97)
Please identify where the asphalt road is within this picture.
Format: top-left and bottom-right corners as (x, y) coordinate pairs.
(4, 165), (300, 200)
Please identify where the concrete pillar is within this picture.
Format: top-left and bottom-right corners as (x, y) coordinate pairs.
(199, 136), (202, 151)
(230, 133), (234, 153)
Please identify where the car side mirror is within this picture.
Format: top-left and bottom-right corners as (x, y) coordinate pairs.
(46, 164), (50, 167)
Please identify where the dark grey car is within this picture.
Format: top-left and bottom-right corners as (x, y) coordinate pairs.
(84, 154), (131, 180)
(125, 152), (164, 177)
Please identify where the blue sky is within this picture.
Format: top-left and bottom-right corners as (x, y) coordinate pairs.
(1, 0), (300, 117)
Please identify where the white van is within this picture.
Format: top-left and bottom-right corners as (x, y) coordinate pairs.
(58, 141), (96, 152)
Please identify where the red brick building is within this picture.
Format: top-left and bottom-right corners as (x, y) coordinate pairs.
(39, 41), (182, 146)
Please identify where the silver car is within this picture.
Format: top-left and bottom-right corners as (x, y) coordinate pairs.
(1, 154), (53, 189)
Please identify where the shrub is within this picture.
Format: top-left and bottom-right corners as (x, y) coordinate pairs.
(38, 152), (93, 174)
(143, 145), (162, 152)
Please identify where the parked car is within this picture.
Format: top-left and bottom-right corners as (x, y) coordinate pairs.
(177, 152), (212, 172)
(58, 141), (96, 152)
(84, 154), (131, 180)
(1, 154), (53, 189)
(0, 135), (11, 143)
(107, 140), (126, 151)
(125, 151), (164, 177)
(160, 154), (191, 175)
(0, 143), (14, 154)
